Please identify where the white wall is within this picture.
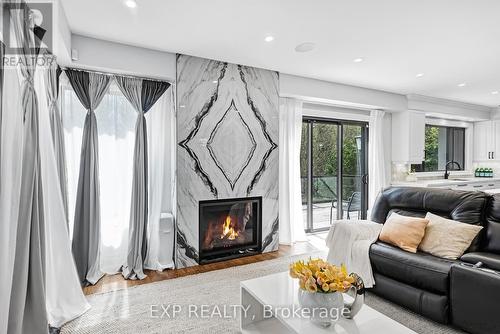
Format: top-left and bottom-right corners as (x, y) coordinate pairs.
(491, 107), (500, 120)
(407, 94), (492, 121)
(280, 74), (407, 112)
(302, 103), (370, 121)
(68, 34), (176, 81)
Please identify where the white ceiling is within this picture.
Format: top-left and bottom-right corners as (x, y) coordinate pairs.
(60, 0), (500, 107)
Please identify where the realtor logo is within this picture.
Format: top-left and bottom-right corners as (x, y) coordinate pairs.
(2, 1), (53, 55)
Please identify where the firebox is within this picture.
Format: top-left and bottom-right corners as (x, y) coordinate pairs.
(198, 197), (262, 264)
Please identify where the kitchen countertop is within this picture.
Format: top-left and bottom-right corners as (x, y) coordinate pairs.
(392, 177), (500, 188)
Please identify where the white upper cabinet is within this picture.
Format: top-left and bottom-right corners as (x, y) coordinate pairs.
(473, 121), (492, 161)
(474, 120), (500, 161)
(392, 111), (426, 163)
(494, 121), (500, 161)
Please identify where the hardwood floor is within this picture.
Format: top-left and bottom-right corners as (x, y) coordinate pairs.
(83, 240), (323, 296)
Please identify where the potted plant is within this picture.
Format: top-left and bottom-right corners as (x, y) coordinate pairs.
(290, 258), (364, 327)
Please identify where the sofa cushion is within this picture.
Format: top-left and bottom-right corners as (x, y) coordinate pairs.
(460, 252), (500, 271)
(371, 187), (489, 252)
(484, 194), (500, 254)
(370, 242), (456, 294)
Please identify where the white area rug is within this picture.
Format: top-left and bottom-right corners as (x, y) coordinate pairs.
(62, 251), (464, 334)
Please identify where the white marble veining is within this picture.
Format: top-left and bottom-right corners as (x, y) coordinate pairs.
(176, 55), (279, 268)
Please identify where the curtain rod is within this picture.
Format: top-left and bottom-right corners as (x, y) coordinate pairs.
(60, 66), (174, 84)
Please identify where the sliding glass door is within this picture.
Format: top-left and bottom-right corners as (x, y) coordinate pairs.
(301, 118), (368, 233)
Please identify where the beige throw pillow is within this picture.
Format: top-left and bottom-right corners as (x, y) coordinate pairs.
(418, 212), (483, 260)
(379, 213), (429, 253)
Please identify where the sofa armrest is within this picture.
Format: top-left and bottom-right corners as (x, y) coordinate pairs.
(370, 189), (390, 224)
(450, 264), (500, 334)
(460, 252), (500, 271)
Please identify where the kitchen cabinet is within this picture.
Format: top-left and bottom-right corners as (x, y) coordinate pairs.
(495, 121), (500, 160)
(473, 121), (491, 161)
(392, 111), (426, 163)
(473, 120), (500, 161)
(429, 178), (500, 191)
(393, 178), (500, 191)
(451, 182), (494, 191)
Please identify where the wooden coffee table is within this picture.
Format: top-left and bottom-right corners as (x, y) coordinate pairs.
(240, 271), (417, 333)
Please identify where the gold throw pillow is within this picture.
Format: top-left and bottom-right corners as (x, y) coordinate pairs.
(379, 213), (429, 253)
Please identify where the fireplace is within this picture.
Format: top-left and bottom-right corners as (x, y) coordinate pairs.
(199, 197), (262, 264)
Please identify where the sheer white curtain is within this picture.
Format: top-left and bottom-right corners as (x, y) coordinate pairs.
(61, 74), (85, 239)
(62, 80), (136, 274)
(144, 87), (175, 271)
(279, 98), (307, 244)
(35, 60), (90, 327)
(96, 83), (136, 274)
(0, 63), (23, 334)
(368, 110), (388, 210)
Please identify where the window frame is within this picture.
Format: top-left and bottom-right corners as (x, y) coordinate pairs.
(422, 124), (466, 172)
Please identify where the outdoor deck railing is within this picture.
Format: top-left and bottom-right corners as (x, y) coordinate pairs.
(301, 175), (362, 205)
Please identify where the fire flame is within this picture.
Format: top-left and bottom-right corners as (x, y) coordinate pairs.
(221, 215), (239, 240)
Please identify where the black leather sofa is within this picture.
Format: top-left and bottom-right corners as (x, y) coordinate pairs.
(370, 187), (500, 334)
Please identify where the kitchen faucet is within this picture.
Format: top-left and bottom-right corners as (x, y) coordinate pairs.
(444, 161), (461, 179)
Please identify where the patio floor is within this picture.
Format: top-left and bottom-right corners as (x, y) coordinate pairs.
(302, 202), (361, 231)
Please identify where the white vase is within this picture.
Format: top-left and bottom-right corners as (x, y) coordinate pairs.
(297, 274), (365, 327)
(298, 290), (344, 327)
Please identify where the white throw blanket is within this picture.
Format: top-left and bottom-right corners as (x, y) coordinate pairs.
(326, 220), (382, 288)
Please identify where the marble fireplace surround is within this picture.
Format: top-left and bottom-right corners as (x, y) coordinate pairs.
(176, 54), (279, 268)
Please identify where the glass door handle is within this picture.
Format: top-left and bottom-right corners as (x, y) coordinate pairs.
(361, 174), (369, 184)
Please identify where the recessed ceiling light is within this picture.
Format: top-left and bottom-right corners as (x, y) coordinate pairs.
(212, 80), (218, 84)
(457, 82), (466, 87)
(125, 0), (137, 8)
(492, 91), (499, 95)
(353, 57), (364, 63)
(416, 73), (424, 78)
(264, 35), (274, 42)
(295, 42), (316, 53)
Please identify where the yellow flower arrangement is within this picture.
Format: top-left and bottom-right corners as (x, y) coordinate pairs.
(289, 258), (355, 293)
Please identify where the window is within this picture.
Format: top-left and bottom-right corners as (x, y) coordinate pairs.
(412, 125), (465, 172)
(62, 81), (136, 274)
(300, 118), (368, 232)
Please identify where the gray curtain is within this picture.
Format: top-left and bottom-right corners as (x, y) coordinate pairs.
(66, 68), (111, 285)
(45, 61), (68, 224)
(116, 76), (169, 280)
(8, 3), (48, 333)
(141, 79), (171, 113)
